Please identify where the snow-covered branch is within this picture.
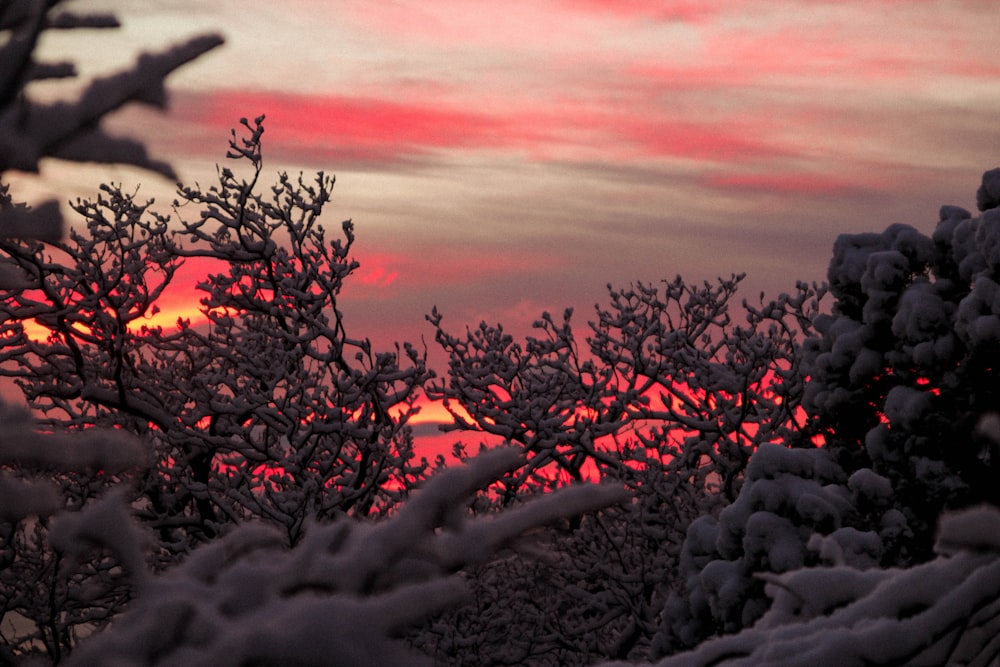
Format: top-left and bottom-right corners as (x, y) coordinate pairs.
(65, 448), (625, 667)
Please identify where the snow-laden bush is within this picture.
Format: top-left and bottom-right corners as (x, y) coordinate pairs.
(804, 167), (1000, 560)
(653, 443), (907, 655)
(600, 504), (1000, 667)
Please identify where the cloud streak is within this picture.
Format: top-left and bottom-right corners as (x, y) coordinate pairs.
(182, 88), (795, 170)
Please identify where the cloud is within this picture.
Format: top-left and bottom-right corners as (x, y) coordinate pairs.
(342, 0), (610, 50)
(77, 0), (1000, 367)
(559, 0), (745, 23)
(193, 90), (517, 165)
(171, 87), (797, 171)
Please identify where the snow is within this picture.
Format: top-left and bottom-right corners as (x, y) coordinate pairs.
(49, 490), (152, 590)
(883, 385), (933, 430)
(64, 448), (627, 666)
(847, 467), (893, 503)
(807, 527), (881, 568)
(13, 34), (223, 177)
(890, 281), (947, 343)
(935, 504), (1000, 555)
(974, 412), (1000, 445)
(0, 475), (60, 520)
(957, 275), (1000, 345)
(655, 443), (895, 654)
(0, 402), (144, 525)
(976, 167), (1000, 211)
(599, 506), (1000, 667)
(742, 511), (805, 571)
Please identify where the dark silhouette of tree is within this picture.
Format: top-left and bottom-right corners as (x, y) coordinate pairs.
(649, 169), (1000, 661)
(417, 276), (821, 663)
(0, 3), (220, 659)
(0, 116), (431, 548)
(803, 169), (1000, 561)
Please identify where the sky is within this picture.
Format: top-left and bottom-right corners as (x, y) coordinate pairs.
(14, 0), (1000, 359)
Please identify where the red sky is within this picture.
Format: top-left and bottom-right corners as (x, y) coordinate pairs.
(10, 0), (1000, 453)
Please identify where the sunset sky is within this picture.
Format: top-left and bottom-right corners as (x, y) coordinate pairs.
(18, 0), (1000, 354)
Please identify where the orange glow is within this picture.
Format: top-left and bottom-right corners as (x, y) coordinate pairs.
(401, 396), (473, 427)
(915, 377), (942, 396)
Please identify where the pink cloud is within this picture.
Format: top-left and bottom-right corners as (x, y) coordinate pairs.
(613, 116), (788, 162)
(198, 91), (520, 164)
(626, 27), (923, 92)
(355, 264), (400, 288)
(342, 1), (605, 50)
(615, 9), (1000, 96)
(188, 89), (792, 168)
(563, 0), (982, 23)
(559, 0), (740, 23)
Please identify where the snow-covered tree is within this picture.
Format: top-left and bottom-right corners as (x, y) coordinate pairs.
(597, 504), (1000, 667)
(653, 443), (909, 656)
(0, 117), (430, 560)
(0, 1), (222, 179)
(0, 5), (220, 659)
(417, 277), (822, 663)
(646, 168), (1000, 658)
(0, 404), (144, 662)
(429, 276), (819, 497)
(803, 168), (1000, 560)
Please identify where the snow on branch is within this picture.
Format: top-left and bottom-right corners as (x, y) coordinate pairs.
(65, 448), (626, 666)
(0, 402), (145, 521)
(595, 505), (1000, 667)
(1, 0), (222, 267)
(4, 33), (224, 178)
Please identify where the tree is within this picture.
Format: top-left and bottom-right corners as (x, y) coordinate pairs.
(0, 113), (431, 544)
(0, 3), (221, 659)
(653, 443), (909, 656)
(416, 275), (822, 663)
(0, 117), (434, 659)
(429, 276), (819, 497)
(803, 168), (1000, 560)
(0, 1), (222, 175)
(0, 404), (144, 663)
(0, 0), (222, 239)
(594, 504), (1000, 667)
(646, 168), (1000, 659)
